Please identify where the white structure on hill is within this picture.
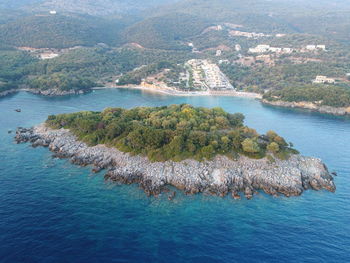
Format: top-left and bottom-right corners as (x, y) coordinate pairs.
(249, 45), (271, 53)
(39, 53), (59, 60)
(313, 75), (335, 84)
(249, 45), (293, 54)
(306, 45), (326, 51)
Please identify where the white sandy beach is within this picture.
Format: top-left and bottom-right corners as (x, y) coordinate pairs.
(93, 85), (262, 99)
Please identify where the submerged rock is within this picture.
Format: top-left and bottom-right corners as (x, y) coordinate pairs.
(15, 124), (336, 199)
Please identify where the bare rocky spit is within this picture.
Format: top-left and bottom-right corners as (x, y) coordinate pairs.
(15, 124), (336, 200)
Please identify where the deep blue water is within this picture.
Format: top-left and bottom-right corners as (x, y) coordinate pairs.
(0, 89), (349, 263)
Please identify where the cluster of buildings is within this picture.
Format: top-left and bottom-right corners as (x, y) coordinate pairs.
(305, 45), (326, 51)
(186, 60), (205, 90)
(229, 30), (271, 39)
(249, 45), (293, 54)
(229, 30), (287, 39)
(248, 44), (326, 54)
(186, 60), (234, 90)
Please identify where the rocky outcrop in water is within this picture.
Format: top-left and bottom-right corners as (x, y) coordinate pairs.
(262, 99), (350, 116)
(15, 124), (336, 199)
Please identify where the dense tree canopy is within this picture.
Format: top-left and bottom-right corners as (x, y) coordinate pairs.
(0, 50), (38, 92)
(263, 85), (350, 107)
(46, 105), (297, 162)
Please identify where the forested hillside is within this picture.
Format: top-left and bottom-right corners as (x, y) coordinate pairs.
(0, 0), (42, 9)
(2, 0), (350, 49)
(263, 85), (350, 108)
(152, 0), (350, 41)
(0, 47), (195, 93)
(20, 0), (179, 16)
(1, 0), (350, 108)
(123, 13), (211, 50)
(0, 50), (38, 92)
(0, 15), (126, 48)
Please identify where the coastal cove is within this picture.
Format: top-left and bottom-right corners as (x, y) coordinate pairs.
(3, 85), (349, 117)
(1, 89), (350, 262)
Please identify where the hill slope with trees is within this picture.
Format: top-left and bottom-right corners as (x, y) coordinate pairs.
(0, 14), (126, 48)
(122, 13), (211, 50)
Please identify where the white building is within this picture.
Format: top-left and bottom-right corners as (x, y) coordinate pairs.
(276, 34), (286, 38)
(269, 47), (282, 53)
(218, 60), (229, 64)
(235, 44), (241, 52)
(249, 45), (271, 53)
(316, 45), (326, 51)
(306, 45), (317, 51)
(216, 50), (222, 56)
(192, 48), (200, 53)
(39, 53), (59, 60)
(282, 48), (293, 54)
(313, 75), (335, 84)
(249, 45), (294, 54)
(49, 10), (57, 15)
(230, 30), (270, 38)
(306, 45), (326, 51)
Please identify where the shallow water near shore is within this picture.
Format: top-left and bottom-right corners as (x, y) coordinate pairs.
(1, 89), (349, 262)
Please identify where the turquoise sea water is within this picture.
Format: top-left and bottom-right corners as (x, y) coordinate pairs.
(0, 89), (349, 262)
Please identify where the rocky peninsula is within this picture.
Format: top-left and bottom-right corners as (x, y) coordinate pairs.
(15, 124), (336, 199)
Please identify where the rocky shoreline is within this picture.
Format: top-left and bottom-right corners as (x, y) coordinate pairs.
(26, 88), (89, 96)
(15, 124), (336, 199)
(262, 99), (350, 116)
(0, 89), (19, 97)
(0, 88), (89, 98)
